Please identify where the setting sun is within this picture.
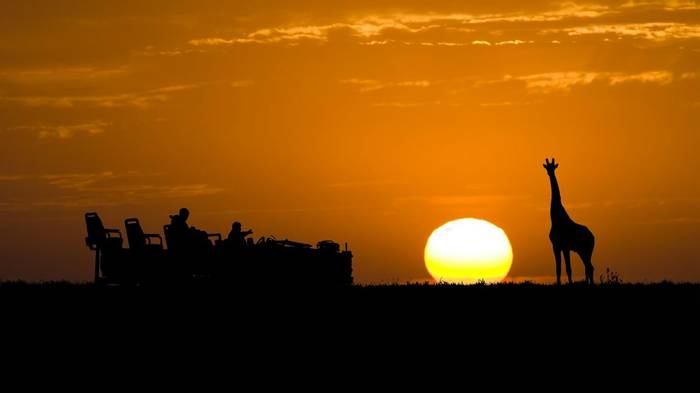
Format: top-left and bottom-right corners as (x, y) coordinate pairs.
(424, 218), (513, 284)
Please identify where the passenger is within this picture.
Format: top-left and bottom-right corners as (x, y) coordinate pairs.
(227, 221), (253, 248)
(168, 208), (191, 249)
(169, 208), (208, 249)
(169, 208), (191, 233)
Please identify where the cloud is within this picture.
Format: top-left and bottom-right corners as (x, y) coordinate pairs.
(190, 19), (440, 46)
(139, 46), (205, 57)
(42, 172), (222, 198)
(0, 66), (129, 85)
(0, 175), (25, 181)
(0, 84), (197, 108)
(621, 0), (700, 11)
(386, 3), (611, 25)
(551, 22), (700, 41)
(187, 3), (613, 47)
(9, 121), (110, 139)
(340, 78), (433, 92)
(339, 78), (386, 92)
(472, 39), (535, 46)
(0, 81), (251, 108)
(514, 72), (600, 93)
(343, 70), (681, 99)
(229, 80), (255, 87)
(188, 38), (237, 46)
(463, 2), (611, 24)
(609, 71), (674, 85)
(359, 39), (395, 46)
(479, 101), (534, 107)
(41, 171), (128, 191)
(21, 184), (221, 209)
(484, 70), (679, 93)
(42, 172), (216, 195)
(396, 80), (431, 87)
(494, 39), (535, 45)
(0, 171), (223, 211)
(371, 101), (448, 108)
(172, 2), (695, 51)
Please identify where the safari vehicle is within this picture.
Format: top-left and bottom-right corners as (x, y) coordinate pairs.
(84, 212), (353, 286)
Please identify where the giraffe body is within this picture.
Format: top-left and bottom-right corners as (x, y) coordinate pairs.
(543, 158), (595, 284)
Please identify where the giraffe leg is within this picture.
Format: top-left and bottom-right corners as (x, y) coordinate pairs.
(563, 250), (573, 284)
(583, 253), (594, 285)
(553, 247), (562, 285)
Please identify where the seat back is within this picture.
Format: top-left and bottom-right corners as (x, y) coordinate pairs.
(85, 212), (107, 249)
(164, 223), (189, 252)
(125, 218), (146, 250)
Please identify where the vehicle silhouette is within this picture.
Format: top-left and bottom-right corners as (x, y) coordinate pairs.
(84, 210), (353, 286)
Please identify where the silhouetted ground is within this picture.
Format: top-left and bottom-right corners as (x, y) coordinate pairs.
(2, 281), (698, 376)
(2, 280), (698, 319)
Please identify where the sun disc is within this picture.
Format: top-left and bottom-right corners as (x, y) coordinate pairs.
(424, 218), (513, 284)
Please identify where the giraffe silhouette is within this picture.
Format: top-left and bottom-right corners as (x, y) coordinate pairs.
(543, 158), (595, 284)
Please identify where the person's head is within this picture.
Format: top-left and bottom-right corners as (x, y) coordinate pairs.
(232, 221), (241, 231)
(179, 208), (190, 220)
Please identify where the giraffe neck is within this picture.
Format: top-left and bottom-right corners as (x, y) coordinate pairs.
(548, 173), (571, 224)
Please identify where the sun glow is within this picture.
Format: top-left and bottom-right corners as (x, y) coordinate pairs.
(424, 218), (513, 284)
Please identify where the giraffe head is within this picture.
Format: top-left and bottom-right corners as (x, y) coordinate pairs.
(543, 158), (559, 176)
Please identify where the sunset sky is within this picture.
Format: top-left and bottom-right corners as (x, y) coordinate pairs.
(0, 0), (698, 283)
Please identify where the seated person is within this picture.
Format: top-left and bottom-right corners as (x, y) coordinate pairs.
(227, 221), (253, 248)
(169, 208), (209, 250)
(170, 208), (191, 232)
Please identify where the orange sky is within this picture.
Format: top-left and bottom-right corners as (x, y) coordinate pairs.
(0, 0), (698, 283)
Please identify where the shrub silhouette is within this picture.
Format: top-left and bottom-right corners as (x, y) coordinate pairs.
(599, 267), (623, 285)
